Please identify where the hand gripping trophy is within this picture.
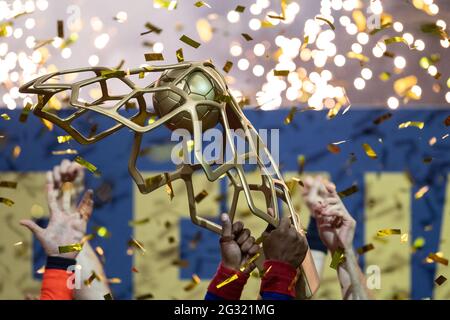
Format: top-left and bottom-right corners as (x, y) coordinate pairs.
(20, 61), (319, 298)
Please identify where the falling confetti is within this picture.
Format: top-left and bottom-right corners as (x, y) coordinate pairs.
(179, 35), (201, 48)
(0, 197), (14, 207)
(58, 243), (83, 254)
(338, 185), (359, 198)
(415, 186), (429, 199)
(377, 229), (401, 237)
(216, 274), (239, 289)
(362, 143), (377, 159)
(144, 53), (164, 61)
(184, 274), (201, 291)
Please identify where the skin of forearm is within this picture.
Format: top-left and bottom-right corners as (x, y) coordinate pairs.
(74, 241), (111, 300)
(337, 247), (370, 300)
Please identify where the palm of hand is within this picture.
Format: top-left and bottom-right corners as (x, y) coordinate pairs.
(39, 212), (86, 259)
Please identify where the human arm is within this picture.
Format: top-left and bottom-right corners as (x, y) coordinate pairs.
(20, 170), (93, 300)
(205, 213), (260, 300)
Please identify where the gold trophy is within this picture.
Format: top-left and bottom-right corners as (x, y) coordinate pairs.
(20, 61), (319, 298)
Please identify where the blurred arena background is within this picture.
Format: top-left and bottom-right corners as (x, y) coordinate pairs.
(0, 0), (449, 300)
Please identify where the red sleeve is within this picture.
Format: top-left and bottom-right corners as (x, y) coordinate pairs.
(207, 263), (249, 300)
(40, 257), (75, 300)
(260, 260), (298, 298)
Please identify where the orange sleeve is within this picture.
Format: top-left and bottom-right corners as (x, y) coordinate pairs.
(40, 257), (75, 300)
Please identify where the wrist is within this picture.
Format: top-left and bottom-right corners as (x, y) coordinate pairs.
(261, 260), (298, 298)
(46, 256), (77, 270)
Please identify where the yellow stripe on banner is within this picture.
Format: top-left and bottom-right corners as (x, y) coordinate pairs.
(133, 171), (219, 299)
(0, 172), (48, 299)
(364, 173), (411, 299)
(433, 174), (450, 299)
(283, 172), (343, 300)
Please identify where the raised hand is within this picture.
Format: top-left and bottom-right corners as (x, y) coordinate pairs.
(262, 215), (308, 268)
(312, 180), (356, 252)
(219, 213), (260, 273)
(20, 171), (93, 259)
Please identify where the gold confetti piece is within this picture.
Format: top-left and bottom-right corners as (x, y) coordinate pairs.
(352, 9), (366, 32)
(0, 197), (14, 206)
(356, 243), (374, 255)
(129, 238), (146, 254)
(179, 35), (201, 48)
(429, 137), (437, 146)
(398, 121), (424, 130)
(95, 226), (111, 238)
(84, 271), (101, 286)
(338, 185), (359, 198)
(401, 233), (409, 243)
(379, 72), (391, 81)
(14, 241), (23, 246)
(428, 253), (449, 266)
(373, 113), (392, 125)
(194, 1), (211, 8)
(239, 253), (261, 272)
(57, 20), (64, 38)
(443, 134), (449, 140)
(315, 16), (335, 30)
(216, 274), (238, 289)
(377, 229), (401, 237)
(297, 155), (305, 175)
(362, 143), (377, 159)
(330, 248), (345, 270)
(194, 190), (208, 203)
(241, 33), (253, 41)
(136, 293), (154, 300)
(128, 217), (150, 226)
(19, 102), (33, 123)
(100, 70), (126, 78)
(1, 113), (10, 120)
(95, 246), (104, 257)
(413, 237), (425, 249)
(164, 172), (174, 201)
(384, 37), (409, 47)
(327, 144), (341, 154)
(274, 70), (289, 76)
(184, 274), (201, 291)
(0, 181), (17, 189)
(435, 275), (447, 286)
(52, 149), (78, 155)
(327, 103), (342, 119)
(222, 61), (233, 73)
(58, 243), (83, 254)
(284, 107), (296, 125)
(144, 53), (164, 61)
(104, 293), (113, 300)
(415, 186), (429, 199)
(57, 135), (72, 144)
(108, 278), (122, 284)
(394, 76), (418, 97)
(13, 145), (21, 159)
(301, 35), (309, 50)
(74, 156), (101, 176)
(347, 51), (369, 63)
(176, 48), (184, 62)
(143, 22), (162, 34)
(235, 5), (245, 13)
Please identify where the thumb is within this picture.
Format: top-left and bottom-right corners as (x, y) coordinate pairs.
(278, 215), (291, 232)
(77, 189), (94, 221)
(220, 213), (232, 239)
(20, 219), (44, 236)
